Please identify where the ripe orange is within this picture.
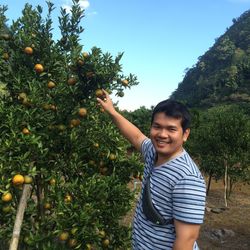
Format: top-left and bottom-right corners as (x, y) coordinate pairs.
(44, 202), (51, 210)
(99, 230), (106, 238)
(78, 108), (87, 117)
(24, 47), (33, 55)
(22, 128), (30, 135)
(3, 52), (9, 60)
(12, 174), (25, 186)
(64, 194), (72, 203)
(109, 153), (116, 161)
(34, 63), (44, 73)
(95, 89), (104, 98)
(1, 192), (12, 202)
(83, 52), (89, 58)
(121, 79), (129, 86)
(24, 175), (33, 184)
(77, 59), (84, 66)
(67, 77), (77, 86)
(18, 92), (27, 101)
(59, 232), (69, 241)
(50, 104), (57, 111)
(102, 238), (110, 247)
(70, 119), (80, 127)
(47, 81), (56, 89)
(68, 238), (77, 248)
(49, 178), (56, 185)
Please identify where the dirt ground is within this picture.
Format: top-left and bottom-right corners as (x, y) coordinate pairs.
(124, 179), (250, 250)
(198, 179), (250, 250)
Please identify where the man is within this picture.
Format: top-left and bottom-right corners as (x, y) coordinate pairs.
(97, 90), (206, 250)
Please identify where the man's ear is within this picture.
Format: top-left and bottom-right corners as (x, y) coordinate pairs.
(183, 128), (190, 142)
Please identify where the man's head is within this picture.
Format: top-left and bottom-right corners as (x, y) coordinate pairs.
(150, 100), (191, 161)
(151, 99), (191, 132)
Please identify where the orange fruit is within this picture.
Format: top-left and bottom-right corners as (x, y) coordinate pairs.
(44, 202), (51, 210)
(24, 175), (33, 184)
(22, 128), (30, 135)
(99, 230), (106, 238)
(34, 64), (44, 73)
(12, 174), (25, 186)
(24, 47), (33, 55)
(121, 79), (129, 86)
(1, 192), (12, 202)
(49, 178), (56, 185)
(102, 238), (110, 247)
(77, 59), (84, 66)
(3, 52), (9, 60)
(78, 108), (87, 117)
(68, 238), (77, 247)
(59, 232), (69, 241)
(67, 77), (77, 86)
(47, 81), (56, 89)
(83, 52), (89, 58)
(64, 194), (72, 203)
(50, 104), (57, 111)
(18, 92), (27, 101)
(109, 153), (116, 161)
(95, 89), (104, 98)
(70, 119), (80, 127)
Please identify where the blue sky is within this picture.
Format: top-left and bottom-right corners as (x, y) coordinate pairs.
(1, 0), (250, 110)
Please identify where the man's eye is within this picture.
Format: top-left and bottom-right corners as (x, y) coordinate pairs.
(152, 125), (160, 129)
(169, 128), (176, 132)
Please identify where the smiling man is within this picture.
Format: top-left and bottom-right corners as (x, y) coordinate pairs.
(97, 90), (206, 250)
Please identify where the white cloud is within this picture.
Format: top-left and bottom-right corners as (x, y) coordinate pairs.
(62, 0), (90, 13)
(79, 0), (90, 9)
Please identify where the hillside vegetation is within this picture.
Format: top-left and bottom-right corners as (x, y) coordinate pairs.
(171, 10), (250, 108)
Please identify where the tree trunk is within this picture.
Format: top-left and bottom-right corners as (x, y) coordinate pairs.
(224, 164), (228, 208)
(206, 172), (213, 196)
(9, 184), (32, 250)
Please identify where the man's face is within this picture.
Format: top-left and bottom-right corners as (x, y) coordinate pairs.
(150, 112), (190, 161)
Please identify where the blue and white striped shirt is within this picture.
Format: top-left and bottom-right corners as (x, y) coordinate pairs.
(132, 138), (206, 250)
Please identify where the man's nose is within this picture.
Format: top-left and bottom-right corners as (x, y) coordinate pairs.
(158, 129), (168, 138)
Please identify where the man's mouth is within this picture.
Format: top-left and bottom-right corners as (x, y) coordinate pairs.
(156, 139), (171, 145)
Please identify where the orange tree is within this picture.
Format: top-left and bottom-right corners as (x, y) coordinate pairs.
(0, 1), (143, 249)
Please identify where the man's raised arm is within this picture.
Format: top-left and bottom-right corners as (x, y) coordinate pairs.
(97, 89), (147, 151)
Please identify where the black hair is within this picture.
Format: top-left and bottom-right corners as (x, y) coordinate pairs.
(151, 99), (191, 131)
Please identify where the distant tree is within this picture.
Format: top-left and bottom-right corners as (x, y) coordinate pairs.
(122, 106), (153, 137)
(188, 105), (250, 206)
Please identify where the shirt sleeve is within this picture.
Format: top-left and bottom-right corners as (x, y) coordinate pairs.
(172, 175), (206, 224)
(140, 138), (152, 159)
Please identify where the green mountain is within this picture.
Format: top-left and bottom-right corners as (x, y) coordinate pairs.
(171, 10), (250, 108)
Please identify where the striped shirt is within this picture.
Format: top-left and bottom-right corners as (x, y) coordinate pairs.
(132, 138), (206, 250)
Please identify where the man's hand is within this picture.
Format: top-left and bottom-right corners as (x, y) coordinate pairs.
(96, 89), (116, 116)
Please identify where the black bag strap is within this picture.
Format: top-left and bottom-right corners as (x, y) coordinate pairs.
(142, 175), (173, 225)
